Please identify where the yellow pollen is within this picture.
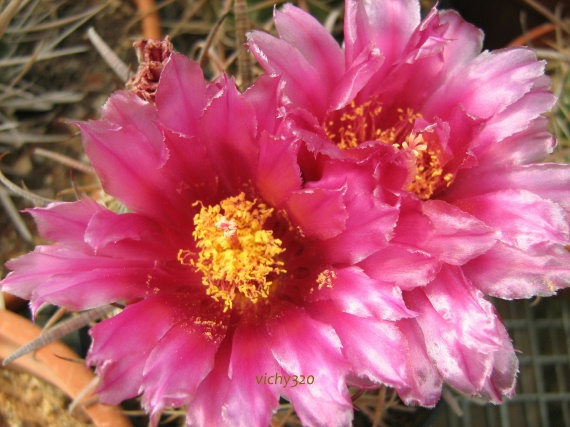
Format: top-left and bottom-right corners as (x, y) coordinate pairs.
(405, 133), (454, 200)
(184, 192), (286, 312)
(325, 101), (453, 199)
(317, 269), (337, 290)
(325, 99), (383, 149)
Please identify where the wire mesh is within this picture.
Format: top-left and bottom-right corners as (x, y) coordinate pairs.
(432, 293), (570, 427)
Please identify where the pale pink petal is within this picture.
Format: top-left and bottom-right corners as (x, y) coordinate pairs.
(266, 304), (353, 427)
(452, 190), (569, 250)
(313, 301), (411, 389)
(423, 48), (547, 120)
(478, 322), (519, 403)
(345, 0), (420, 68)
(474, 118), (556, 168)
(394, 198), (497, 265)
(405, 266), (518, 397)
(224, 324), (282, 427)
(474, 79), (555, 156)
(275, 4), (344, 93)
(2, 248), (163, 313)
(307, 267), (415, 320)
(463, 242), (570, 299)
(247, 30), (329, 118)
(396, 318), (442, 406)
(358, 245), (441, 290)
(444, 164), (570, 214)
(141, 315), (227, 419)
(155, 53), (208, 136)
(88, 295), (190, 404)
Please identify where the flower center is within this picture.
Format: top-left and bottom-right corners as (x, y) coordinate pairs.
(179, 192), (286, 312)
(324, 100), (453, 199)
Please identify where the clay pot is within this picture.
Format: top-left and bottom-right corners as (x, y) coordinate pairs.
(0, 309), (132, 427)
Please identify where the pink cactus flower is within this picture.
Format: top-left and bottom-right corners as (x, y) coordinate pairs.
(0, 51), (432, 426)
(248, 0), (570, 407)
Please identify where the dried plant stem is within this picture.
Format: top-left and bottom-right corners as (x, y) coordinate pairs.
(0, 0), (26, 37)
(0, 46), (89, 68)
(442, 388), (463, 417)
(372, 386), (388, 427)
(198, 3), (232, 70)
(33, 147), (95, 175)
(508, 22), (556, 47)
(522, 0), (570, 35)
(234, 0), (253, 89)
(133, 0), (162, 39)
(68, 377), (100, 414)
(2, 305), (115, 366)
(0, 186), (33, 242)
(86, 27), (130, 83)
(0, 160), (55, 206)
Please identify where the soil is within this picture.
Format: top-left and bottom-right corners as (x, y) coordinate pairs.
(0, 367), (94, 427)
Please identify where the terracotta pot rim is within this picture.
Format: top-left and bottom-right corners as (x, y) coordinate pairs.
(0, 309), (132, 427)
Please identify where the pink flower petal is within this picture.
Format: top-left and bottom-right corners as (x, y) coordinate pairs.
(358, 245), (441, 290)
(395, 198), (497, 265)
(405, 266), (518, 397)
(345, 0), (420, 68)
(475, 117), (556, 168)
(452, 190), (569, 250)
(266, 304), (353, 427)
(84, 209), (175, 259)
(224, 324), (282, 427)
(396, 318), (442, 406)
(243, 74), (284, 137)
(307, 267), (415, 320)
(88, 295), (190, 404)
(463, 242), (570, 299)
(256, 133), (303, 208)
(424, 48), (547, 121)
(155, 53), (208, 136)
(286, 187), (348, 240)
(199, 77), (260, 195)
(312, 301), (412, 389)
(247, 30), (329, 118)
(275, 4), (344, 94)
(141, 314), (226, 417)
(185, 337), (233, 426)
(474, 79), (555, 156)
(2, 248), (161, 313)
(444, 163), (570, 214)
(27, 199), (104, 250)
(329, 43), (383, 111)
(78, 93), (187, 227)
(160, 128), (220, 206)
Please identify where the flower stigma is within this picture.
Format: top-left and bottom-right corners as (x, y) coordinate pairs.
(324, 101), (453, 199)
(179, 192), (286, 312)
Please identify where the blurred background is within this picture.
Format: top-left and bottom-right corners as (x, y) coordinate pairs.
(0, 0), (569, 426)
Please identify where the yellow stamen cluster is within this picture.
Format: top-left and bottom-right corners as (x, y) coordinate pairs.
(325, 101), (454, 200)
(404, 134), (454, 200)
(325, 99), (383, 149)
(182, 192), (286, 312)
